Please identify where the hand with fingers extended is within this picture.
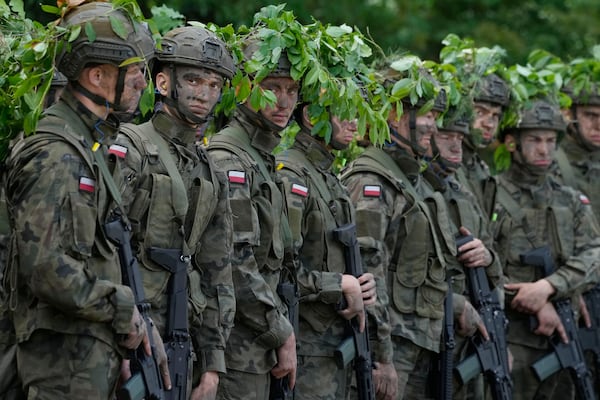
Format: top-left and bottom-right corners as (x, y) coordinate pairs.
(271, 332), (297, 390)
(456, 298), (489, 340)
(534, 302), (568, 343)
(191, 371), (219, 400)
(372, 361), (398, 400)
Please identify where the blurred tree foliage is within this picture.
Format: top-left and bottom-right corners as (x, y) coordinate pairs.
(23, 0), (600, 64)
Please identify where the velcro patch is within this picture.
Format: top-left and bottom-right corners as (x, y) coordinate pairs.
(291, 183), (308, 197)
(108, 144), (128, 158)
(228, 170), (246, 184)
(363, 185), (381, 197)
(79, 177), (95, 193)
(580, 194), (591, 205)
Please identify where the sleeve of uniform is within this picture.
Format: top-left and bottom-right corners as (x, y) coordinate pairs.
(8, 140), (134, 334)
(547, 192), (600, 298)
(209, 150), (293, 349)
(343, 171), (395, 364)
(278, 168), (343, 303)
(189, 170), (235, 375)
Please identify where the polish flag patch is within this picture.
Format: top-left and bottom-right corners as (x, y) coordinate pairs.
(363, 185), (381, 197)
(291, 183), (308, 197)
(79, 177), (96, 193)
(108, 144), (128, 158)
(228, 170), (246, 184)
(580, 194), (591, 205)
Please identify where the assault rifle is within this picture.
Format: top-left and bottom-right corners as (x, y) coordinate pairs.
(429, 270), (454, 400)
(270, 276), (299, 400)
(454, 235), (513, 400)
(579, 285), (600, 392)
(148, 247), (192, 400)
(333, 223), (375, 400)
(104, 217), (165, 400)
(521, 246), (596, 400)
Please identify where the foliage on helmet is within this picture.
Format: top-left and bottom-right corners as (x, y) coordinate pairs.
(439, 106), (472, 136)
(561, 45), (600, 106)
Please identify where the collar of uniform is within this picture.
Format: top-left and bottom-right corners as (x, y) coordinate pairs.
(561, 134), (600, 165)
(233, 106), (282, 156)
(294, 130), (334, 172)
(60, 89), (119, 145)
(152, 111), (197, 145)
(384, 145), (421, 180)
(505, 161), (548, 189)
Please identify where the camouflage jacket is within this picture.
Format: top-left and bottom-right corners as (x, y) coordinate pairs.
(492, 163), (600, 349)
(458, 144), (497, 219)
(341, 145), (448, 353)
(552, 134), (600, 217)
(207, 106), (294, 374)
(3, 92), (135, 350)
(276, 130), (359, 357)
(114, 111), (235, 374)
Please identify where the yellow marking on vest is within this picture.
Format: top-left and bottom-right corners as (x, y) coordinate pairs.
(276, 162), (284, 170)
(92, 142), (101, 152)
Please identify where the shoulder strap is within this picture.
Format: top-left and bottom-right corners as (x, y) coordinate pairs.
(496, 179), (537, 244)
(120, 124), (189, 219)
(555, 148), (577, 188)
(210, 128), (272, 182)
(280, 148), (334, 207)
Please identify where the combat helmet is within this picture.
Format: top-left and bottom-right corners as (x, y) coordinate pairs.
(57, 2), (154, 81)
(499, 99), (566, 142)
(473, 73), (510, 108)
(157, 26), (235, 80)
(242, 36), (292, 78)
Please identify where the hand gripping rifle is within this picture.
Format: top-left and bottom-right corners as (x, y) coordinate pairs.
(104, 217), (165, 400)
(578, 284), (600, 392)
(521, 245), (596, 400)
(332, 223), (375, 400)
(453, 235), (513, 400)
(148, 247), (192, 400)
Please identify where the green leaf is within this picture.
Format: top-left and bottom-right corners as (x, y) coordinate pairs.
(304, 65), (319, 86)
(325, 24), (352, 38)
(109, 15), (128, 40)
(40, 5), (60, 15)
(139, 83), (155, 116)
(85, 22), (96, 43)
(68, 26), (82, 43)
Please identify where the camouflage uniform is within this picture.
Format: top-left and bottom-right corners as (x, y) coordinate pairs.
(458, 143), (497, 219)
(208, 105), (294, 399)
(341, 145), (451, 399)
(424, 164), (504, 399)
(491, 164), (600, 400)
(276, 129), (360, 399)
(3, 91), (135, 399)
(114, 110), (235, 387)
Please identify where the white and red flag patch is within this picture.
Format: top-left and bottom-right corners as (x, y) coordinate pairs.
(108, 144), (128, 158)
(291, 183), (308, 197)
(228, 170), (246, 184)
(580, 194), (591, 205)
(79, 177), (95, 193)
(363, 185), (381, 197)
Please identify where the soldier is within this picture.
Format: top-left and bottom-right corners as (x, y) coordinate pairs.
(425, 109), (505, 399)
(491, 98), (600, 400)
(341, 62), (485, 399)
(1, 2), (170, 399)
(459, 73), (511, 217)
(207, 38), (298, 400)
(114, 26), (236, 400)
(275, 104), (382, 399)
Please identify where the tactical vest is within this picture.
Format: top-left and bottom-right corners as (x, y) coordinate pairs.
(458, 148), (497, 219)
(341, 146), (450, 320)
(209, 126), (291, 272)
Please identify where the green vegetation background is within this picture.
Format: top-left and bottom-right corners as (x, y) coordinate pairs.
(24, 0), (600, 65)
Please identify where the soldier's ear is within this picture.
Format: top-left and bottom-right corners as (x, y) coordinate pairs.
(504, 135), (517, 152)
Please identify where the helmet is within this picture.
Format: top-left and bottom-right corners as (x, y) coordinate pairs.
(500, 99), (566, 141)
(473, 73), (510, 108)
(51, 70), (68, 88)
(563, 84), (600, 106)
(242, 36), (292, 78)
(57, 2), (154, 80)
(439, 107), (471, 135)
(157, 26), (235, 80)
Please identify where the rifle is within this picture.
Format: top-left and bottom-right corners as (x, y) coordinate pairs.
(454, 235), (513, 400)
(521, 246), (596, 400)
(332, 223), (375, 400)
(104, 217), (165, 400)
(579, 285), (600, 392)
(147, 247), (192, 400)
(269, 279), (298, 400)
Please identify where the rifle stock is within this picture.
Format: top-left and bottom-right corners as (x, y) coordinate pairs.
(104, 218), (165, 400)
(333, 223), (375, 400)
